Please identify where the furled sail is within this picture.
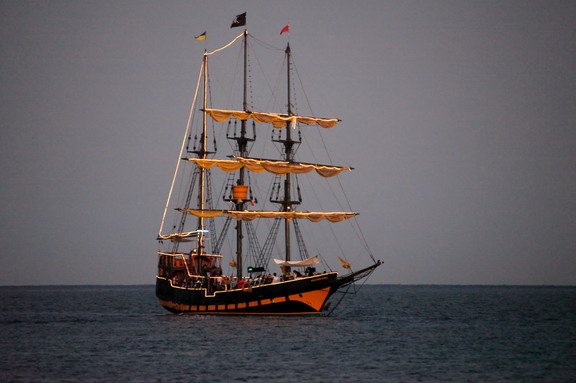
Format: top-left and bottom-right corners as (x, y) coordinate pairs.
(179, 209), (358, 223)
(176, 209), (225, 219)
(204, 108), (340, 129)
(188, 157), (351, 178)
(188, 159), (244, 172)
(157, 231), (199, 241)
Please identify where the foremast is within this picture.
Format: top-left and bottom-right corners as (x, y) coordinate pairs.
(196, 51), (208, 258)
(156, 46), (218, 279)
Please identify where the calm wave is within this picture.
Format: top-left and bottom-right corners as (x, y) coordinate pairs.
(1, 285), (574, 382)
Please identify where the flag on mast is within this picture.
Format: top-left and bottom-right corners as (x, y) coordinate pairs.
(194, 31), (206, 41)
(231, 12), (246, 28)
(280, 25), (289, 35)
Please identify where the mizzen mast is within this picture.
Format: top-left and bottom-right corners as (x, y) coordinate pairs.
(272, 42), (301, 267)
(283, 43), (294, 265)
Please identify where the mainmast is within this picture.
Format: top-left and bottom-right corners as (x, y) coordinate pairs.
(234, 29), (250, 278)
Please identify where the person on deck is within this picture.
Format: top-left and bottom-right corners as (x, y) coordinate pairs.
(272, 273), (281, 283)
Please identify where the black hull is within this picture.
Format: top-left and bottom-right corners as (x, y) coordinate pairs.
(156, 272), (338, 315)
(156, 261), (382, 315)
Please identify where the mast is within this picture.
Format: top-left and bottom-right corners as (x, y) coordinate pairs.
(235, 29), (249, 278)
(283, 43), (294, 265)
(197, 51), (208, 258)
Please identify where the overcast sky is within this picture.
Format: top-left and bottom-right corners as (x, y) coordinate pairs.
(1, 0), (575, 286)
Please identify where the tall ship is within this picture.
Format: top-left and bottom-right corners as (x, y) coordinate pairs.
(156, 22), (382, 315)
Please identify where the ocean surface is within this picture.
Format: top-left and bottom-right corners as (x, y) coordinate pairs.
(1, 285), (575, 382)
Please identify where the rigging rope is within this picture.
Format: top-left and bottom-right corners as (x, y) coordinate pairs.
(293, 219), (310, 261)
(250, 35), (284, 51)
(206, 32), (245, 56)
(158, 60), (204, 237)
(293, 58), (378, 264)
(205, 170), (218, 252)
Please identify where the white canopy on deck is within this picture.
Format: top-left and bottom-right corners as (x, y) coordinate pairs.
(273, 256), (320, 267)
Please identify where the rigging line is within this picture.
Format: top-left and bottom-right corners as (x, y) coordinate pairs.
(228, 39), (244, 110)
(250, 34), (284, 51)
(311, 156), (374, 260)
(169, 162), (195, 241)
(246, 38), (254, 111)
(293, 58), (374, 261)
(330, 178), (375, 262)
(290, 55), (298, 117)
(316, 251), (333, 272)
(267, 56), (289, 158)
(249, 40), (281, 115)
(252, 174), (271, 220)
(298, 152), (367, 259)
(334, 173), (376, 261)
(269, 55), (287, 112)
(158, 60), (205, 237)
(206, 32), (245, 56)
(250, 166), (281, 247)
(205, 170), (218, 250)
(293, 60), (334, 166)
(220, 44), (244, 155)
(294, 137), (358, 266)
(169, 166), (186, 232)
(353, 215), (376, 262)
(172, 168), (199, 254)
(289, 86), (331, 191)
(327, 284), (352, 317)
(206, 49), (219, 157)
(327, 267), (378, 316)
(293, 219), (309, 261)
(300, 173), (348, 261)
(215, 161), (228, 206)
(356, 266), (377, 291)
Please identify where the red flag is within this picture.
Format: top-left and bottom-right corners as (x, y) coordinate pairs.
(280, 25), (289, 34)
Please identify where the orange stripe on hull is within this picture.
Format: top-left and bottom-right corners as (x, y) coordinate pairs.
(287, 287), (331, 312)
(159, 286), (331, 315)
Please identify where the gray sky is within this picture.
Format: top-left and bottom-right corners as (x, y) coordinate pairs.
(1, 0), (575, 286)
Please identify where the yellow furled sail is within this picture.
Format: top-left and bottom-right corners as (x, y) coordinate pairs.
(180, 209), (358, 223)
(188, 157), (351, 178)
(188, 159), (246, 172)
(176, 209), (225, 218)
(204, 108), (340, 129)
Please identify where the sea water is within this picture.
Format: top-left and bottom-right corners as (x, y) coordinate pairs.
(1, 285), (574, 382)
